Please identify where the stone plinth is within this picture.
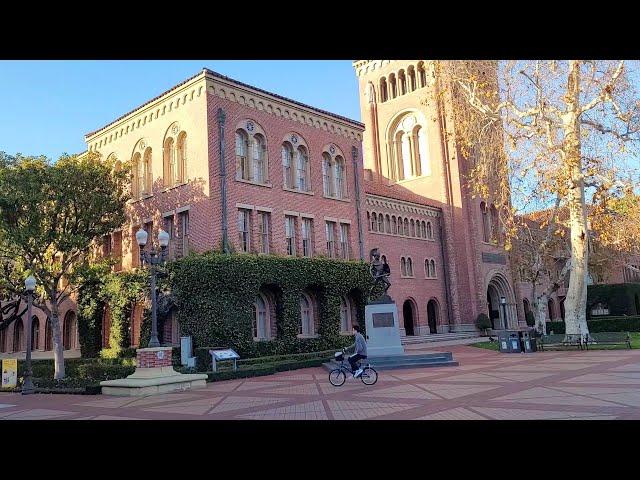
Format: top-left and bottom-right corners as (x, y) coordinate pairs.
(364, 302), (405, 356)
(100, 346), (208, 397)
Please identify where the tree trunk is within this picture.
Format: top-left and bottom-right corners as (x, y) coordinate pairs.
(49, 289), (66, 380)
(534, 292), (548, 335)
(563, 61), (590, 337)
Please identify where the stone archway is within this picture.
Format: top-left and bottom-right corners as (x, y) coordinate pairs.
(486, 272), (517, 330)
(402, 299), (416, 336)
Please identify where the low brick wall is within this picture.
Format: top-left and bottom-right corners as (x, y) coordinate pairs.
(136, 347), (173, 368)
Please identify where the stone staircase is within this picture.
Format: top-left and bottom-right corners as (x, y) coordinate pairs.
(401, 332), (480, 346)
(322, 351), (458, 372)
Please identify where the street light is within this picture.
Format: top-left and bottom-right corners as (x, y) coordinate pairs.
(136, 228), (170, 348)
(22, 275), (36, 395)
(500, 296), (507, 330)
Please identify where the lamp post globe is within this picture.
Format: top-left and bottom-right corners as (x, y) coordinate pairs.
(25, 275), (36, 292)
(136, 228), (148, 247)
(158, 229), (170, 248)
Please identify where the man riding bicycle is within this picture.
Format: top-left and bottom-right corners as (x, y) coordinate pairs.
(345, 324), (367, 378)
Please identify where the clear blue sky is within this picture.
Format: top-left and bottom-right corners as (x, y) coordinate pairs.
(0, 61), (361, 160)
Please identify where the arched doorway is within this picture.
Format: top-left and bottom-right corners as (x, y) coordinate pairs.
(547, 298), (556, 321)
(560, 298), (566, 321)
(427, 299), (438, 334)
(44, 318), (53, 351)
(402, 299), (416, 336)
(486, 273), (516, 330)
(63, 311), (77, 350)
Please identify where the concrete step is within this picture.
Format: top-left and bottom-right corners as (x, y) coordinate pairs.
(322, 352), (458, 372)
(401, 332), (479, 345)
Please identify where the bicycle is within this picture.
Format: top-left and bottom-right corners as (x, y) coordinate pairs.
(329, 348), (378, 386)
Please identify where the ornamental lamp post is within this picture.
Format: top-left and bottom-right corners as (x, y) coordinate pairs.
(500, 296), (507, 330)
(136, 228), (170, 348)
(22, 275), (37, 395)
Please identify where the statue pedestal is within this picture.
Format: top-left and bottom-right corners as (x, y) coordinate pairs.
(364, 301), (405, 356)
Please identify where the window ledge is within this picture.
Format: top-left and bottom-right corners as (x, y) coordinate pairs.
(253, 337), (272, 342)
(400, 275), (415, 279)
(128, 194), (154, 205)
(339, 331), (352, 336)
(235, 178), (272, 188)
(160, 182), (188, 193)
(424, 276), (438, 280)
(297, 334), (318, 339)
(283, 187), (314, 196)
(323, 195), (351, 203)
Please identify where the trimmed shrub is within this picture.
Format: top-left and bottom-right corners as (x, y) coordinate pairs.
(587, 283), (640, 318)
(546, 316), (640, 334)
(475, 313), (492, 335)
(195, 347), (339, 372)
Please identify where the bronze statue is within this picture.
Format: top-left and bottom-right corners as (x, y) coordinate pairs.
(369, 248), (391, 300)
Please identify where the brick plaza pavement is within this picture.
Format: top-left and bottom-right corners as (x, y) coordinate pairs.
(3, 345), (640, 420)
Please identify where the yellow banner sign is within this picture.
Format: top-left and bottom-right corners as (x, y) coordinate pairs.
(2, 359), (18, 389)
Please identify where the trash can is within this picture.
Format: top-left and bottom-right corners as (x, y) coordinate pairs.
(507, 331), (522, 353)
(498, 331), (510, 353)
(521, 330), (537, 353)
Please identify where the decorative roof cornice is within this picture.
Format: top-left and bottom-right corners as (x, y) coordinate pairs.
(365, 193), (441, 218)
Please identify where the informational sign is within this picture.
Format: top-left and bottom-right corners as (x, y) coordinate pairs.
(372, 312), (395, 328)
(501, 341), (507, 350)
(210, 349), (239, 361)
(2, 359), (17, 389)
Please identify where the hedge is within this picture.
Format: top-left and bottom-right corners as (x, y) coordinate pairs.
(200, 357), (332, 382)
(587, 283), (640, 318)
(194, 347), (340, 372)
(546, 316), (640, 334)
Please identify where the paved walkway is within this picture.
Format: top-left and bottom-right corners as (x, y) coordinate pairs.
(3, 345), (640, 420)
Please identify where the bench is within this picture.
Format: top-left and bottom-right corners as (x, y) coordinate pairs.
(539, 334), (583, 351)
(584, 332), (631, 350)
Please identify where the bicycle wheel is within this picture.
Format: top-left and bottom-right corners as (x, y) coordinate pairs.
(329, 369), (346, 386)
(360, 366), (378, 385)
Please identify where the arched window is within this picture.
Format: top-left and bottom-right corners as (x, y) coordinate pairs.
(425, 259), (431, 278)
(490, 204), (499, 243)
(410, 219), (416, 237)
(296, 145), (310, 191)
(404, 218), (409, 236)
(380, 77), (388, 102)
(371, 213), (378, 232)
(421, 221), (427, 238)
(322, 153), (335, 197)
(282, 142), (295, 188)
(252, 133), (267, 183)
(392, 216), (398, 234)
(236, 129), (250, 181)
(143, 147), (152, 195)
(334, 156), (346, 199)
(398, 70), (407, 95)
(367, 212), (371, 231)
(408, 66), (416, 92)
(63, 311), (77, 350)
(417, 61), (427, 88)
(389, 112), (429, 181)
(13, 319), (23, 352)
(44, 318), (53, 351)
(523, 299), (531, 314)
(385, 214), (391, 233)
(407, 257), (414, 277)
(397, 217), (403, 235)
(377, 213), (384, 232)
(177, 131), (187, 183)
(31, 316), (39, 351)
(299, 293), (315, 336)
(429, 259), (436, 278)
(389, 73), (397, 98)
(480, 202), (490, 242)
(163, 137), (176, 187)
(340, 296), (352, 333)
(401, 257), (407, 276)
(132, 152), (143, 199)
(254, 294), (271, 340)
(426, 221), (433, 239)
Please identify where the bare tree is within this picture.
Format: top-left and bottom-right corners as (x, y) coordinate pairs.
(436, 60), (640, 336)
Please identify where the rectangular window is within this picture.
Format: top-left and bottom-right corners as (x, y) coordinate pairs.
(143, 221), (153, 253)
(163, 215), (174, 239)
(238, 209), (251, 253)
(102, 234), (112, 257)
(258, 211), (270, 254)
(285, 216), (296, 256)
(325, 221), (336, 258)
(178, 211), (189, 257)
(302, 218), (313, 257)
(339, 223), (350, 259)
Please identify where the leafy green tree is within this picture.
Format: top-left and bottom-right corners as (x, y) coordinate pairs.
(0, 152), (129, 379)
